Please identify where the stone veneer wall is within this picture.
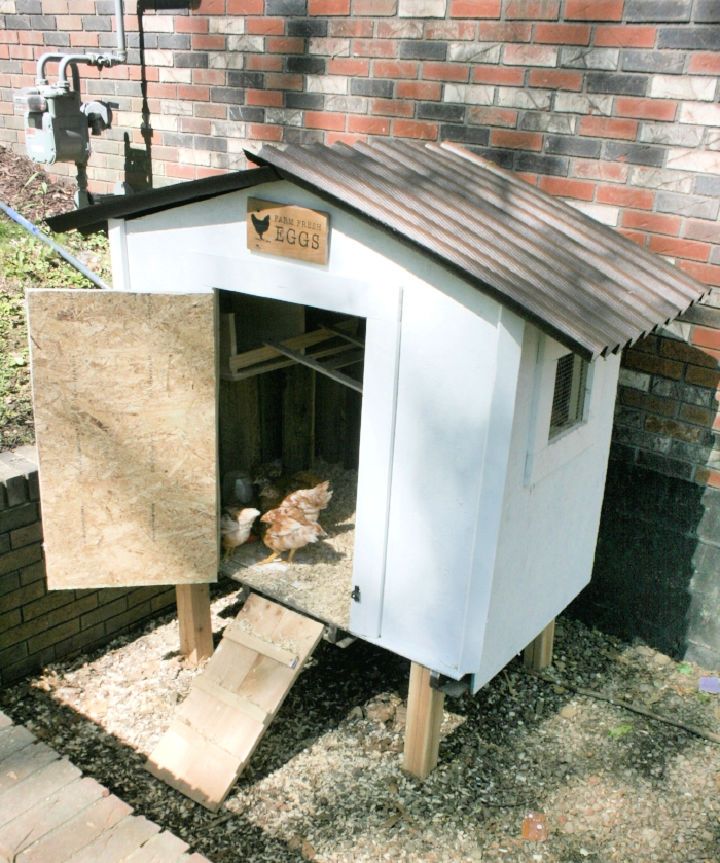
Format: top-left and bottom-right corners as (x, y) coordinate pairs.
(0, 447), (177, 685)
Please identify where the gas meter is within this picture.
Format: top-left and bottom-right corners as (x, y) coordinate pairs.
(14, 85), (111, 166)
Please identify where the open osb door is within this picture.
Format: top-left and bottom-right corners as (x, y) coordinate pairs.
(27, 290), (218, 590)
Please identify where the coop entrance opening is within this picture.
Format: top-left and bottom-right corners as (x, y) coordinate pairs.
(217, 290), (364, 631)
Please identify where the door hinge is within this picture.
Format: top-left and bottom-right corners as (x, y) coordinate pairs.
(351, 585), (361, 603)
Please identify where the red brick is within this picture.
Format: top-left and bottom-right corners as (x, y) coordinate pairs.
(331, 19), (373, 36)
(622, 209), (681, 235)
(649, 235), (710, 262)
(688, 52), (720, 75)
(309, 0), (351, 13)
(70, 32), (100, 47)
(246, 54), (284, 71)
(392, 119), (438, 140)
(180, 117), (212, 134)
(177, 84), (210, 101)
(467, 106), (518, 127)
(534, 23), (590, 44)
(226, 0), (263, 11)
(477, 21), (531, 40)
(449, 0), (501, 16)
(517, 172), (539, 185)
(372, 98), (414, 117)
(594, 25), (656, 47)
(678, 261), (720, 288)
(195, 167), (227, 178)
(328, 57), (369, 75)
(265, 73), (303, 90)
(538, 175), (595, 201)
(597, 185), (654, 210)
(248, 123), (284, 141)
(146, 83), (177, 99)
(305, 111), (346, 131)
(503, 44), (557, 66)
(614, 97), (676, 122)
(191, 34), (225, 50)
(505, 0), (559, 16)
(247, 18), (286, 34)
(352, 39), (396, 58)
(396, 81), (442, 99)
(691, 326), (720, 351)
(621, 229), (647, 246)
(352, 0), (397, 12)
(473, 65), (526, 85)
(579, 116), (638, 140)
(684, 219), (720, 244)
(528, 68), (582, 90)
(373, 60), (418, 78)
(246, 89), (284, 106)
(565, 0), (622, 19)
(174, 17), (209, 33)
(490, 128), (543, 150)
(165, 164), (198, 182)
(348, 115), (391, 135)
(199, 0), (227, 11)
(422, 62), (469, 82)
(425, 21), (476, 39)
(192, 69), (227, 84)
(266, 37), (304, 53)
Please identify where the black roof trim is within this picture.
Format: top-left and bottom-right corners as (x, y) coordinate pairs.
(46, 165), (280, 233)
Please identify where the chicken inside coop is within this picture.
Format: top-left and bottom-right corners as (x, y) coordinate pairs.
(217, 291), (363, 631)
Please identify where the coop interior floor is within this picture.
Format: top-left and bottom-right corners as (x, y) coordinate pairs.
(221, 463), (356, 631)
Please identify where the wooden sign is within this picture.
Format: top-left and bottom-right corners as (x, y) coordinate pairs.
(247, 198), (329, 265)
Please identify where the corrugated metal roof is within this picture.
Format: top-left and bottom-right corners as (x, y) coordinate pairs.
(47, 141), (707, 359)
(251, 141), (706, 359)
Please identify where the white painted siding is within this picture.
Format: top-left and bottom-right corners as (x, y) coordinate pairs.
(473, 327), (621, 690)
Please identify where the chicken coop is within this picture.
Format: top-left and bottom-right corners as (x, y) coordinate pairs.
(32, 141), (706, 801)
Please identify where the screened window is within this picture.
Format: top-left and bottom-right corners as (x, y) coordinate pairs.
(549, 352), (588, 440)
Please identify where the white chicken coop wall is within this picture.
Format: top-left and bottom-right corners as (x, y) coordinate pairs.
(107, 180), (616, 684)
(472, 327), (621, 691)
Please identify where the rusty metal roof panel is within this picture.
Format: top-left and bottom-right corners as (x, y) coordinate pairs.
(251, 141), (707, 359)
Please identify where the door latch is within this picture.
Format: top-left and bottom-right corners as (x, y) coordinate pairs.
(351, 585), (361, 603)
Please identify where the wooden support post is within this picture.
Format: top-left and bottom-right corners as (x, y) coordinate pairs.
(403, 662), (445, 780)
(176, 584), (214, 666)
(523, 619), (556, 671)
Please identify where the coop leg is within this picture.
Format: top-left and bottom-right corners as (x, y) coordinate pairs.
(523, 618), (556, 671)
(403, 662), (445, 780)
(176, 584), (213, 666)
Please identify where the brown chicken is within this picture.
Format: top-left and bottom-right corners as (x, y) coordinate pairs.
(280, 480), (333, 523)
(221, 507), (260, 560)
(259, 505), (325, 564)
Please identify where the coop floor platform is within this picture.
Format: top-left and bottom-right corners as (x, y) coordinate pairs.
(220, 464), (357, 632)
(0, 710), (211, 863)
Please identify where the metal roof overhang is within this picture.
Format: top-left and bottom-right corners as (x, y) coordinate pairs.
(45, 142), (708, 360)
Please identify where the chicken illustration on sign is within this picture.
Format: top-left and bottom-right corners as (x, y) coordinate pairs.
(247, 197), (329, 265)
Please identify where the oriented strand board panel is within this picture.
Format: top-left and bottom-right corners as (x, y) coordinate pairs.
(146, 593), (324, 811)
(27, 290), (218, 589)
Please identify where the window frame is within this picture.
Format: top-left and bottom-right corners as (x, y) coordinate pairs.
(524, 335), (595, 486)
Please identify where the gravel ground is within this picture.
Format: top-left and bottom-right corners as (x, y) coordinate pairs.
(1, 585), (719, 863)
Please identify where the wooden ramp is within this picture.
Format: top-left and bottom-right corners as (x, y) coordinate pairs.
(146, 594), (325, 811)
(0, 710), (211, 863)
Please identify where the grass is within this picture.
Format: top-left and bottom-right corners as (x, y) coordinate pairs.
(0, 213), (111, 450)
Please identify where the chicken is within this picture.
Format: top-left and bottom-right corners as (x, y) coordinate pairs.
(251, 212), (270, 240)
(221, 507), (260, 560)
(280, 480), (333, 523)
(259, 506), (325, 565)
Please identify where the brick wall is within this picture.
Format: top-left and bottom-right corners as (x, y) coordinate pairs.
(0, 447), (176, 685)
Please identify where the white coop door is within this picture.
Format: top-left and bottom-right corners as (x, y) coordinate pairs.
(27, 289), (218, 590)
